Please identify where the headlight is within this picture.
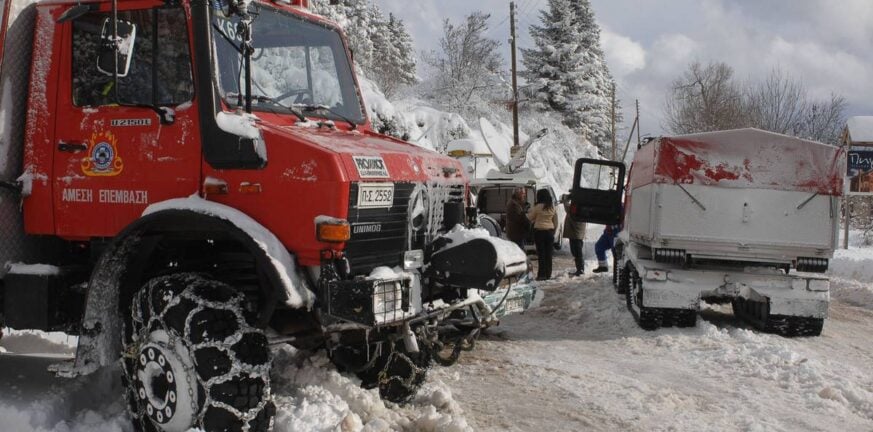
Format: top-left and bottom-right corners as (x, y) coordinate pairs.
(373, 280), (407, 323)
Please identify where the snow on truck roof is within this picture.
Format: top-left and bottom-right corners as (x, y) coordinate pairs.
(633, 128), (846, 195)
(845, 116), (873, 145)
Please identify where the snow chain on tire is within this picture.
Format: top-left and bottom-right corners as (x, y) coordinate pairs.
(122, 273), (275, 432)
(377, 344), (431, 404)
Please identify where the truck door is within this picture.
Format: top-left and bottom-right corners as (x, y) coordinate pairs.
(52, 5), (199, 238)
(571, 158), (626, 225)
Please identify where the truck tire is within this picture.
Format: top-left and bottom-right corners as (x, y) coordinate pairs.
(626, 268), (662, 331)
(732, 297), (823, 337)
(616, 264), (630, 295)
(350, 340), (431, 404)
(122, 273), (275, 432)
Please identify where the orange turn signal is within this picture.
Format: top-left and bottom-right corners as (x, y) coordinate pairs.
(317, 220), (351, 243)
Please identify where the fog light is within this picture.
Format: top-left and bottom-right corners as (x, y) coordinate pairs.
(403, 250), (424, 270)
(373, 280), (405, 322)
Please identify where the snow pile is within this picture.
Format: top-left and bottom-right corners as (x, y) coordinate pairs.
(358, 75), (603, 194)
(4, 263), (61, 276)
(829, 230), (873, 309)
(270, 346), (472, 432)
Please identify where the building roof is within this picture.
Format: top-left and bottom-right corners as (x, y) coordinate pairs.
(846, 116), (873, 145)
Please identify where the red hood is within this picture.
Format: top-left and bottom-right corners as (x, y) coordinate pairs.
(260, 123), (467, 185)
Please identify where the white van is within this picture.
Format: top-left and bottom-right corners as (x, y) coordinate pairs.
(470, 169), (566, 251)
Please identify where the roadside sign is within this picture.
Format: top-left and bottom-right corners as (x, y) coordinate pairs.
(848, 148), (873, 195)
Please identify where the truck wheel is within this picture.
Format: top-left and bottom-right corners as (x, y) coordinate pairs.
(769, 316), (824, 337)
(122, 273), (275, 432)
(616, 264), (630, 295)
(347, 340), (431, 405)
(626, 268), (662, 331)
(377, 346), (430, 404)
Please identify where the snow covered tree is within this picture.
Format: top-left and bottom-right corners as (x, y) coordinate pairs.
(422, 12), (504, 118)
(522, 0), (616, 152)
(310, 0), (417, 99)
(371, 13), (418, 99)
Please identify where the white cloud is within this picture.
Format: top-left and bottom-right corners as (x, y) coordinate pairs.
(600, 28), (646, 79)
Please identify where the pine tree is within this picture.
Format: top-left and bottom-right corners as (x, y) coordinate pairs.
(310, 0), (418, 99)
(522, 0), (616, 152)
(387, 14), (418, 93)
(370, 13), (417, 98)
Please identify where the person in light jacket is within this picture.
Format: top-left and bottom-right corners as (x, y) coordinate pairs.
(528, 189), (558, 281)
(562, 195), (586, 276)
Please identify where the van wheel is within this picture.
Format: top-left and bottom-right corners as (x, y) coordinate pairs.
(122, 273), (275, 432)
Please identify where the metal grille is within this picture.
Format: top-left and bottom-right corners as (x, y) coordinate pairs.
(344, 182), (465, 274)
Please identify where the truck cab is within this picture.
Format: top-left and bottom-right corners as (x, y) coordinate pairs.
(1, 1), (530, 429)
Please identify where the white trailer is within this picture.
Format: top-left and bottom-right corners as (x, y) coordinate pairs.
(608, 129), (846, 336)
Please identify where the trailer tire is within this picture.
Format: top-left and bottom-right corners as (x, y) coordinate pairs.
(122, 273), (274, 432)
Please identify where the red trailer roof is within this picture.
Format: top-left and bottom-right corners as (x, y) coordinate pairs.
(631, 128), (846, 195)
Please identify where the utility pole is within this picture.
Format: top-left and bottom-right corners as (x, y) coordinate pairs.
(611, 83), (616, 161)
(635, 99), (641, 148)
(510, 2), (520, 151)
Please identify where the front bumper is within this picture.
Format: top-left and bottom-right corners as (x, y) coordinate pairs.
(482, 281), (538, 319)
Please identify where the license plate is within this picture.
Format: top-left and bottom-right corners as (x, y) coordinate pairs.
(503, 297), (524, 314)
(357, 183), (394, 209)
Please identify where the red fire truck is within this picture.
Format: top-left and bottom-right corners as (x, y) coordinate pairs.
(0, 0), (532, 430)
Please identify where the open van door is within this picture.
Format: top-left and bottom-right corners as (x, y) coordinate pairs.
(570, 158), (625, 225)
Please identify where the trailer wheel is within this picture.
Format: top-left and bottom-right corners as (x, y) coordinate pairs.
(122, 273), (275, 432)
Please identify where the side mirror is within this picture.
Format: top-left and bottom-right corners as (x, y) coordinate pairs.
(97, 18), (137, 78)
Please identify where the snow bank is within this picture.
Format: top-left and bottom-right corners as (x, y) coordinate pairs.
(271, 346), (472, 432)
(829, 231), (873, 309)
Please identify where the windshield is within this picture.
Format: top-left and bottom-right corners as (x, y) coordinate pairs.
(212, 5), (364, 123)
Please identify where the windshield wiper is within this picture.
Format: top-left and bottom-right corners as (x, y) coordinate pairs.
(225, 93), (307, 122)
(294, 104), (358, 130)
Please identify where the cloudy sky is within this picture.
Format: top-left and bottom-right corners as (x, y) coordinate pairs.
(373, 0), (872, 136)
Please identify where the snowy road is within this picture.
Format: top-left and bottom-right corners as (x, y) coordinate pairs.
(433, 253), (873, 432)
(2, 249), (872, 431)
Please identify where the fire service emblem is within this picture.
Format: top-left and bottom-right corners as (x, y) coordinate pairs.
(82, 131), (124, 176)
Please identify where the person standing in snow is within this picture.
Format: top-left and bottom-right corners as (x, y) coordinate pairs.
(561, 194), (586, 276)
(505, 187), (530, 250)
(528, 189), (559, 280)
(593, 223), (621, 273)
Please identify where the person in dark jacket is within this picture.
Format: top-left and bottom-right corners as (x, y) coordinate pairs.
(505, 187), (529, 250)
(561, 195), (586, 276)
(528, 189), (558, 280)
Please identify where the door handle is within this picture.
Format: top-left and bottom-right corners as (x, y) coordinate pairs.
(58, 141), (87, 152)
